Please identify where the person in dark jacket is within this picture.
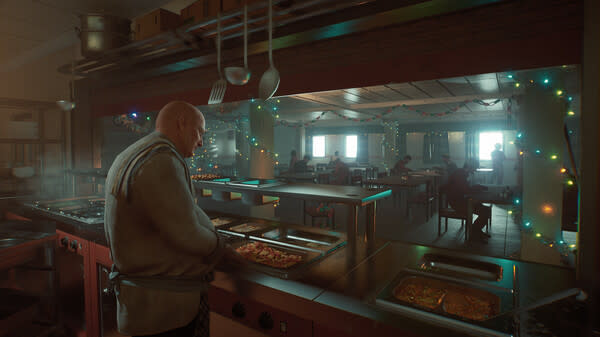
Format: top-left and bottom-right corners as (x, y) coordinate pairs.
(445, 161), (491, 243)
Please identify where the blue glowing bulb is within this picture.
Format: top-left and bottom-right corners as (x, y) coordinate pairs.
(568, 96), (573, 101)
(507, 74), (513, 79)
(559, 240), (564, 244)
(515, 199), (521, 204)
(517, 132), (523, 138)
(535, 149), (541, 155)
(273, 106), (277, 111)
(131, 112), (137, 118)
(525, 222), (531, 227)
(543, 78), (549, 84)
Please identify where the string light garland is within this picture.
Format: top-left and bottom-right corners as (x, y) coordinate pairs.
(503, 71), (580, 257)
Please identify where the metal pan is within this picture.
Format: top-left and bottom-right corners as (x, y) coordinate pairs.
(256, 227), (346, 253)
(418, 253), (503, 282)
(228, 239), (323, 279)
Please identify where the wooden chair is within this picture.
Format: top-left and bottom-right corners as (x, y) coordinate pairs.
(437, 189), (469, 237)
(317, 173), (330, 184)
(304, 203), (335, 229)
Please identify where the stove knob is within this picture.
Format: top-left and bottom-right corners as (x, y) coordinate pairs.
(231, 301), (246, 318)
(258, 312), (273, 330)
(60, 237), (69, 247)
(70, 240), (78, 250)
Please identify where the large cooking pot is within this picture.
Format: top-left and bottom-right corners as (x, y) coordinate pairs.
(79, 14), (131, 57)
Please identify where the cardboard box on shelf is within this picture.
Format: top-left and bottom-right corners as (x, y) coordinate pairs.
(223, 0), (262, 13)
(135, 8), (181, 41)
(181, 0), (220, 25)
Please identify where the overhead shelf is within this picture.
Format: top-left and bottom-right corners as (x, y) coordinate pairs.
(58, 0), (376, 77)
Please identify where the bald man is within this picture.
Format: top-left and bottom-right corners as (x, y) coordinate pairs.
(104, 101), (230, 337)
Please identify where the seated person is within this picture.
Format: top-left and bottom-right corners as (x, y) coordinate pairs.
(445, 161), (491, 242)
(328, 151), (340, 168)
(441, 154), (458, 184)
(391, 155), (412, 175)
(331, 158), (350, 185)
(294, 154), (311, 173)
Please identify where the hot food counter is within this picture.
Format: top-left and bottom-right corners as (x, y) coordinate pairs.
(8, 192), (579, 337)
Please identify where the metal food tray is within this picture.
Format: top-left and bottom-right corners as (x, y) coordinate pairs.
(418, 253), (503, 282)
(217, 222), (274, 238)
(229, 239), (324, 279)
(376, 270), (515, 337)
(254, 227), (346, 253)
(210, 216), (242, 228)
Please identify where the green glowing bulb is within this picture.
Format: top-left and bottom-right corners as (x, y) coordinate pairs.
(536, 233), (541, 237)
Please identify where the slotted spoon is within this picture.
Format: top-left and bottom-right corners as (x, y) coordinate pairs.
(208, 11), (226, 104)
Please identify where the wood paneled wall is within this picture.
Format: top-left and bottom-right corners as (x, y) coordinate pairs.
(89, 0), (583, 116)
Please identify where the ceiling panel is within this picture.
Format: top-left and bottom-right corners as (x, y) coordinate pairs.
(411, 80), (451, 98)
(437, 77), (476, 96)
(385, 82), (431, 99)
(364, 85), (410, 101)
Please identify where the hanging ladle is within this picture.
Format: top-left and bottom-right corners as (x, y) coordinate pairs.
(258, 0), (279, 100)
(225, 3), (251, 85)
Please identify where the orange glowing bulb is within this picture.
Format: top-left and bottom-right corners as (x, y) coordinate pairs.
(560, 168), (567, 173)
(541, 204), (554, 215)
(519, 151), (524, 156)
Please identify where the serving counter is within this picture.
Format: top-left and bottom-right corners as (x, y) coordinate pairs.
(5, 195), (579, 337)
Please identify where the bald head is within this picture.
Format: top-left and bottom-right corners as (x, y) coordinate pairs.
(155, 101), (205, 158)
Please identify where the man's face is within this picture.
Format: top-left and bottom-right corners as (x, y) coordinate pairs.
(181, 113), (205, 158)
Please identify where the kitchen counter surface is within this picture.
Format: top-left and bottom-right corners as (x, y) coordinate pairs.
(5, 204), (577, 337)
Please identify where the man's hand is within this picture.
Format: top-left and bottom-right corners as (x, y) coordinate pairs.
(219, 244), (249, 273)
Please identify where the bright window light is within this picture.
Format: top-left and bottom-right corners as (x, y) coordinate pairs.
(479, 132), (503, 160)
(313, 136), (325, 157)
(346, 135), (357, 158)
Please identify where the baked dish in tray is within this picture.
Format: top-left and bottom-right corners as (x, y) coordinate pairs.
(235, 242), (303, 269)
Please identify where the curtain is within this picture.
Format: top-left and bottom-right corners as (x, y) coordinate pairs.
(423, 132), (448, 164)
(464, 130), (480, 168)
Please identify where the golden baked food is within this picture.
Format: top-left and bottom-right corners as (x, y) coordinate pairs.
(443, 290), (496, 321)
(393, 279), (446, 309)
(235, 242), (303, 268)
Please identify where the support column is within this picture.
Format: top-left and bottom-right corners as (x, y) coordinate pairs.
(580, 0), (600, 334)
(249, 102), (274, 178)
(518, 85), (568, 265)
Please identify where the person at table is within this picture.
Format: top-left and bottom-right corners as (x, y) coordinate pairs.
(104, 101), (245, 337)
(491, 143), (506, 185)
(294, 154), (311, 172)
(391, 155), (412, 175)
(331, 158), (350, 185)
(289, 150), (298, 172)
(328, 150), (340, 168)
(445, 160), (491, 243)
(441, 154), (458, 176)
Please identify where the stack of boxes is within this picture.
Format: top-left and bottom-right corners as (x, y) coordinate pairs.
(135, 0), (263, 41)
(134, 8), (181, 41)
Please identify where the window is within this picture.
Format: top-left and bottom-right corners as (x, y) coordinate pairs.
(346, 135), (357, 158)
(313, 136), (325, 157)
(479, 132), (503, 160)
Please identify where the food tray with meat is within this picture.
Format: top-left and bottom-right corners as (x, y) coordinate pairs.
(211, 217), (240, 228)
(376, 270), (514, 337)
(229, 240), (323, 279)
(442, 287), (500, 321)
(190, 174), (226, 181)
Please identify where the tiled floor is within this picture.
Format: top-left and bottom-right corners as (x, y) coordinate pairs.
(373, 196), (522, 259)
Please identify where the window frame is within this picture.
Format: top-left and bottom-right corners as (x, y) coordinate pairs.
(345, 134), (358, 158)
(312, 135), (326, 158)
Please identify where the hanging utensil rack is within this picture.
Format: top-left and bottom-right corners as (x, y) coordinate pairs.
(57, 0), (378, 76)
